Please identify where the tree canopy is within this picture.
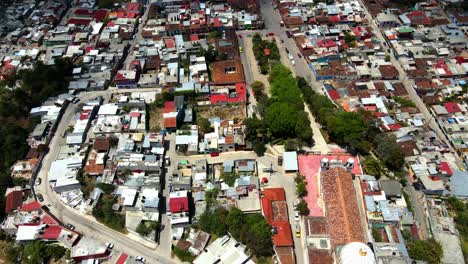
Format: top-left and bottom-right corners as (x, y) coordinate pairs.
(198, 207), (273, 257)
(245, 64), (313, 151)
(407, 238), (443, 264)
(297, 77), (405, 172)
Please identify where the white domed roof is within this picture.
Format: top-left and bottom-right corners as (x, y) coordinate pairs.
(338, 242), (375, 264)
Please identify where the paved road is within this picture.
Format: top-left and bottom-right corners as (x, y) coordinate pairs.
(404, 185), (430, 239)
(122, 2), (151, 69)
(238, 36), (261, 118)
(35, 91), (179, 264)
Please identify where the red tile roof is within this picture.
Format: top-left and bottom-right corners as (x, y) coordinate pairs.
(164, 117), (177, 128)
(164, 101), (175, 110)
(211, 59), (245, 85)
(94, 137), (110, 152)
(74, 9), (95, 17)
(261, 188), (293, 247)
(444, 102), (461, 113)
(169, 197), (189, 213)
(328, 89), (340, 100)
(406, 11), (431, 25)
(321, 168), (364, 246)
(438, 162), (453, 176)
(67, 18), (92, 26)
(41, 214), (59, 225)
(19, 201), (42, 211)
(94, 9), (108, 22)
(165, 38), (175, 49)
(308, 249), (333, 264)
(42, 225), (63, 240)
(80, 110), (92, 120)
(5, 190), (22, 213)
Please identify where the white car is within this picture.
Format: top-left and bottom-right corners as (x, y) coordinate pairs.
(291, 60), (296, 66)
(105, 243), (114, 249)
(294, 211), (300, 222)
(135, 256), (146, 263)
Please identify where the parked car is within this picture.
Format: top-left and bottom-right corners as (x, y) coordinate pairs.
(165, 156), (171, 166)
(277, 156), (283, 166)
(268, 32), (275, 36)
(291, 60), (296, 66)
(294, 211), (300, 222)
(210, 152), (220, 157)
(105, 243), (114, 249)
(286, 31), (293, 38)
(238, 34), (243, 39)
(37, 194), (44, 202)
(72, 97), (80, 104)
(297, 53), (302, 58)
(135, 256), (146, 263)
(35, 177), (41, 186)
(262, 168), (274, 173)
(65, 223), (76, 230)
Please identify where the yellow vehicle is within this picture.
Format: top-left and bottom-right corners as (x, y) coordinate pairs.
(295, 230), (301, 238)
(239, 47), (243, 53)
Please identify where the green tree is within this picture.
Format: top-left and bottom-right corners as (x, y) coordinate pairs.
(296, 200), (310, 215)
(241, 214), (273, 257)
(372, 227), (383, 242)
(207, 31), (221, 39)
(136, 222), (149, 236)
(284, 139), (298, 151)
(265, 102), (297, 138)
(362, 156), (385, 178)
(173, 246), (196, 262)
(344, 32), (356, 47)
(45, 244), (67, 261)
(96, 183), (116, 194)
(253, 141), (267, 156)
(6, 243), (23, 263)
(197, 118), (212, 134)
(23, 241), (46, 264)
(251, 81), (265, 95)
(385, 54), (391, 62)
(408, 238), (443, 264)
(296, 181), (308, 198)
(374, 133), (405, 171)
(226, 207), (244, 239)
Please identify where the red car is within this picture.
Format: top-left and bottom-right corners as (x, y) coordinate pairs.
(210, 152), (220, 157)
(268, 32), (275, 36)
(238, 34), (243, 39)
